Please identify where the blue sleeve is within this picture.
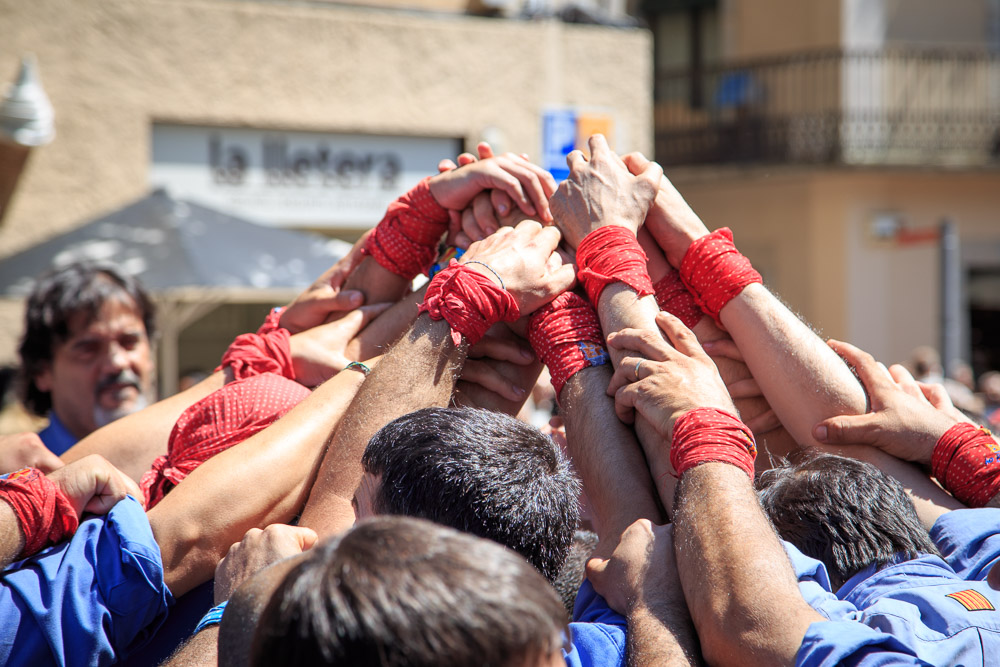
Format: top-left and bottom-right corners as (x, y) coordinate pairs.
(783, 541), (859, 621)
(797, 621), (934, 667)
(929, 508), (1000, 580)
(563, 580), (626, 667)
(0, 496), (174, 666)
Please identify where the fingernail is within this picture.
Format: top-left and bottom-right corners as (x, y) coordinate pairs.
(513, 385), (526, 398)
(814, 425), (828, 441)
(521, 347), (535, 360)
(498, 203), (509, 215)
(349, 291), (363, 304)
(702, 341), (715, 350)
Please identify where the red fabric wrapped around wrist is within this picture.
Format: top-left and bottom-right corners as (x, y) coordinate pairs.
(528, 291), (609, 401)
(218, 308), (295, 381)
(576, 227), (655, 306)
(0, 467), (79, 558)
(418, 261), (520, 346)
(140, 373), (310, 508)
(654, 269), (703, 329)
(670, 408), (757, 480)
(679, 228), (762, 327)
(363, 177), (450, 280)
(931, 422), (1000, 507)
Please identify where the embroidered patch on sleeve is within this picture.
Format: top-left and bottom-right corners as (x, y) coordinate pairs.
(946, 589), (995, 612)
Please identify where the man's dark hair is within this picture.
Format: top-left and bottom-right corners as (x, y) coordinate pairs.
(757, 453), (940, 589)
(252, 516), (569, 667)
(552, 529), (599, 617)
(18, 262), (156, 416)
(361, 407), (580, 582)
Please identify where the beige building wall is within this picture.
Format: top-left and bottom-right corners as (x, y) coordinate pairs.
(0, 0), (652, 366)
(725, 0), (841, 59)
(672, 167), (1000, 366)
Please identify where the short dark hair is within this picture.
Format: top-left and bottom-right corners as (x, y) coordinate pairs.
(552, 529), (599, 617)
(757, 453), (940, 588)
(361, 407), (580, 582)
(252, 516), (569, 667)
(18, 262), (156, 416)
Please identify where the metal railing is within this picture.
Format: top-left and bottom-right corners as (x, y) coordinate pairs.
(654, 49), (1000, 167)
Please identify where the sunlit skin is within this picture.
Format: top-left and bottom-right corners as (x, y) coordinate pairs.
(33, 297), (154, 441)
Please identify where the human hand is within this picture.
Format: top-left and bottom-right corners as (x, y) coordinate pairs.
(440, 143), (514, 248)
(586, 519), (684, 616)
(460, 325), (537, 403)
(214, 524), (319, 604)
(279, 232), (370, 334)
(289, 303), (392, 387)
(0, 432), (64, 474)
(453, 190), (530, 248)
(812, 340), (962, 465)
(549, 135), (662, 249)
(623, 153), (709, 269)
(459, 220), (576, 315)
(429, 153), (556, 223)
(607, 311), (735, 440)
(46, 454), (142, 516)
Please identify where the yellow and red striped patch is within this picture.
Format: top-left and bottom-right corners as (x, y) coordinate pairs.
(946, 589), (995, 612)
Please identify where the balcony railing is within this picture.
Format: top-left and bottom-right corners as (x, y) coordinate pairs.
(654, 49), (1000, 167)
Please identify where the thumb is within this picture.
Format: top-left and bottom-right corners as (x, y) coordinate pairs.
(292, 526), (319, 552)
(344, 302), (393, 337)
(813, 414), (880, 445)
(585, 556), (608, 583)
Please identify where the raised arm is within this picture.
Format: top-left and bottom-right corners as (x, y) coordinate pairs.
(147, 367), (365, 597)
(298, 220), (574, 537)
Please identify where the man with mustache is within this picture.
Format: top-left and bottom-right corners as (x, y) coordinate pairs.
(18, 262), (156, 456)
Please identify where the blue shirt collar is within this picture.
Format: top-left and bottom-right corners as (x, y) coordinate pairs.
(37, 412), (79, 456)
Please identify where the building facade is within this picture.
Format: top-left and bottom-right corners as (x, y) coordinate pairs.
(645, 0), (1000, 376)
(0, 0), (652, 402)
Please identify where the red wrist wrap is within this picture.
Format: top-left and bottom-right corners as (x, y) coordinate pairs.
(528, 291), (609, 400)
(670, 408), (757, 480)
(218, 309), (295, 381)
(0, 467), (79, 558)
(679, 228), (762, 327)
(418, 261), (520, 346)
(363, 177), (450, 280)
(931, 422), (1000, 507)
(653, 269), (703, 329)
(576, 227), (655, 306)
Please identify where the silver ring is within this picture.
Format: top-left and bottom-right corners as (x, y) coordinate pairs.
(634, 359), (643, 379)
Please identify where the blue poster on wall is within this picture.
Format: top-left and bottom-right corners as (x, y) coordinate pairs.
(542, 109), (577, 181)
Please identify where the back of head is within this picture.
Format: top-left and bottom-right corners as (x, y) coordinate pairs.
(18, 261), (156, 416)
(910, 345), (941, 379)
(757, 453), (939, 589)
(361, 407), (580, 582)
(251, 516), (568, 667)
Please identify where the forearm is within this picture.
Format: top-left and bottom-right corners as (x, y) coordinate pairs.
(673, 463), (822, 667)
(0, 500), (25, 568)
(597, 284), (679, 507)
(63, 371), (225, 482)
(627, 602), (702, 667)
(161, 627), (218, 667)
(719, 284), (866, 447)
(299, 315), (465, 536)
(149, 370), (364, 596)
(691, 318), (798, 465)
(561, 366), (664, 542)
(343, 256), (411, 305)
(832, 444), (964, 528)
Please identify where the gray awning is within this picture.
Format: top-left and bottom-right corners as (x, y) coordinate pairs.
(0, 188), (351, 297)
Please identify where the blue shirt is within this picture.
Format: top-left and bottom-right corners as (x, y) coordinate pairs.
(790, 508), (1000, 667)
(0, 496), (174, 666)
(37, 412), (78, 457)
(563, 579), (627, 667)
